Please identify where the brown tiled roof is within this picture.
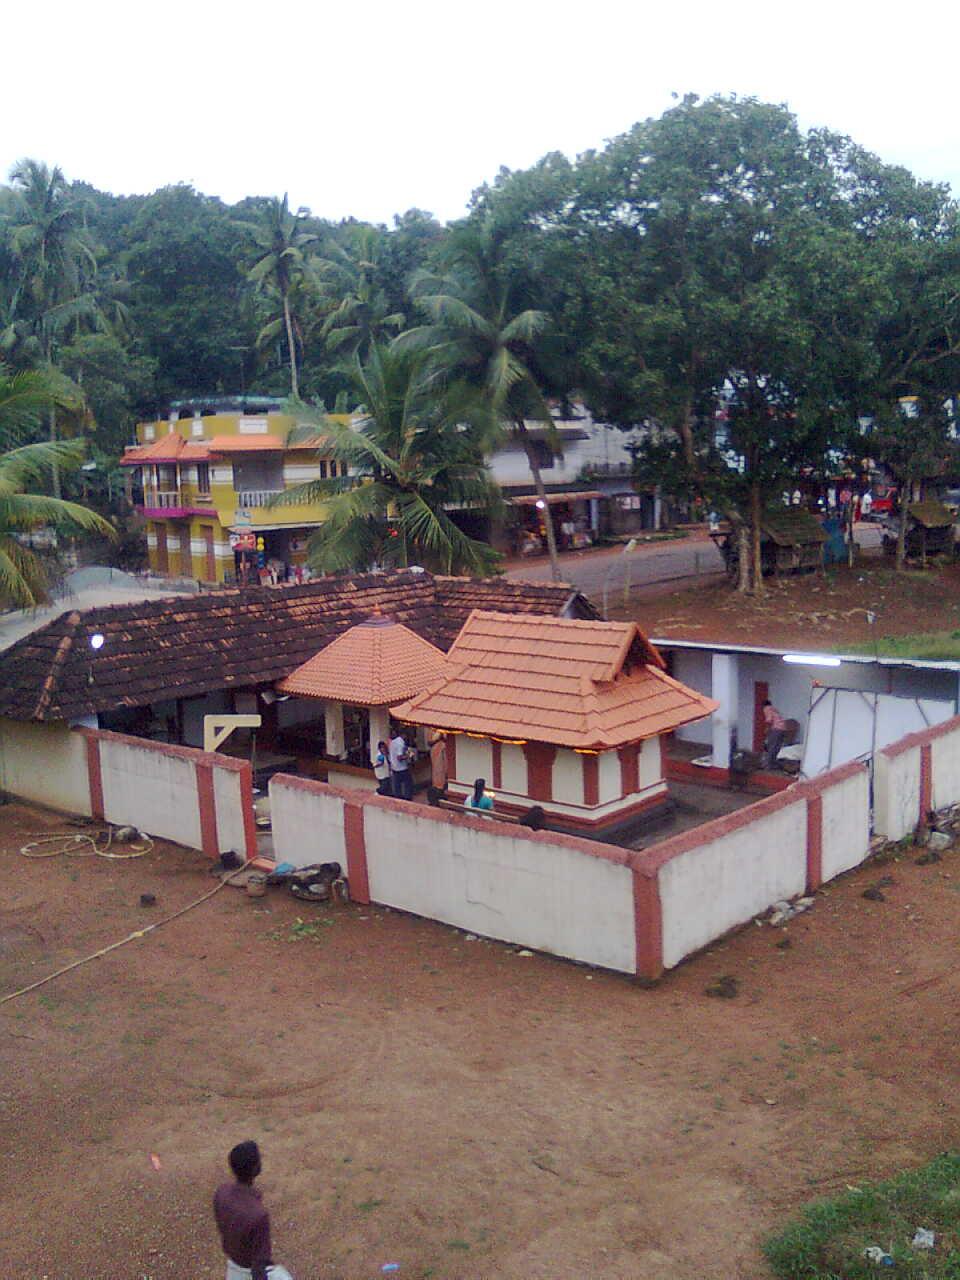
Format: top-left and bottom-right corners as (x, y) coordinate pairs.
(118, 435), (186, 466)
(0, 572), (594, 722)
(392, 610), (716, 749)
(277, 618), (446, 704)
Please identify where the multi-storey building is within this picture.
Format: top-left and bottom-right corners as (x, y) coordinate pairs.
(120, 397), (350, 584)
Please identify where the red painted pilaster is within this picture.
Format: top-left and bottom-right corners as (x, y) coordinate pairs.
(582, 752), (599, 806)
(491, 739), (503, 791)
(806, 793), (823, 892)
(920, 742), (933, 823)
(239, 761), (258, 862)
(523, 742), (557, 803)
(195, 762), (220, 859)
(446, 734), (457, 782)
(618, 743), (640, 797)
(84, 734), (104, 820)
(632, 869), (664, 982)
(343, 802), (371, 904)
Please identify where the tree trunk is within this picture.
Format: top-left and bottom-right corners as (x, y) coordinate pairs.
(896, 476), (910, 570)
(282, 291), (299, 399)
(737, 522), (751, 594)
(49, 403), (61, 500)
(750, 480), (764, 596)
(517, 419), (561, 582)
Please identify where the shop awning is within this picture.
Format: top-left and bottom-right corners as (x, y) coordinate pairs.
(228, 521), (326, 533)
(509, 490), (602, 506)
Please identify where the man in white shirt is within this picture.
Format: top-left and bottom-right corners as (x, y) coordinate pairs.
(389, 732), (414, 800)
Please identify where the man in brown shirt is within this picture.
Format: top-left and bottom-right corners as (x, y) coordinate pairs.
(213, 1140), (280, 1280)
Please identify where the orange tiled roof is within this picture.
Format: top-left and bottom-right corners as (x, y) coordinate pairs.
(209, 435), (285, 452)
(277, 617), (447, 705)
(181, 441), (212, 461)
(118, 435), (186, 465)
(392, 610), (717, 749)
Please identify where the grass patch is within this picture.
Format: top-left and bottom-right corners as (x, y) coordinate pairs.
(764, 1152), (960, 1278)
(268, 916), (335, 943)
(843, 630), (960, 661)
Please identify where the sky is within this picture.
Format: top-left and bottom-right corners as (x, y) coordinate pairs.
(6, 0), (960, 225)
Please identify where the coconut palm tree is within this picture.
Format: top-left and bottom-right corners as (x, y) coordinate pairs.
(397, 221), (565, 580)
(237, 195), (318, 397)
(272, 344), (502, 576)
(315, 226), (405, 357)
(0, 368), (114, 607)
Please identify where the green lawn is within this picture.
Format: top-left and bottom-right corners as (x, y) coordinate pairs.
(764, 1153), (960, 1278)
(843, 631), (960, 661)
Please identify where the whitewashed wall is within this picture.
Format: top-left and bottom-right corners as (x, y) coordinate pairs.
(931, 719), (960, 811)
(213, 766), (249, 856)
(270, 780), (346, 869)
(0, 718), (91, 815)
(98, 737), (203, 848)
(820, 766), (871, 879)
(656, 797), (808, 969)
(874, 745), (922, 841)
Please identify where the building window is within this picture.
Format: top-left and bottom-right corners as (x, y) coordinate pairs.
(531, 440), (555, 471)
(196, 463), (211, 495)
(319, 461), (328, 480)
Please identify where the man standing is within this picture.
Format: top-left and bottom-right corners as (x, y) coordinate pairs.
(761, 699), (787, 771)
(389, 730), (414, 800)
(214, 1140), (290, 1280)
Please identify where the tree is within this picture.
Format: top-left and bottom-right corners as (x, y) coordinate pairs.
(3, 160), (100, 495)
(398, 218), (567, 580)
(237, 195), (318, 397)
(273, 344), (502, 575)
(314, 225), (405, 357)
(0, 368), (114, 607)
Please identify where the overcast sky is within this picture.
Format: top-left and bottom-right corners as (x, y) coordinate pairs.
(6, 0), (960, 225)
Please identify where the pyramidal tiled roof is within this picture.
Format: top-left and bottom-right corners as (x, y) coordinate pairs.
(278, 617), (446, 704)
(392, 610), (717, 750)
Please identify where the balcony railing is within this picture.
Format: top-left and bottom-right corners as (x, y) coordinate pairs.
(145, 490), (183, 508)
(235, 489), (285, 509)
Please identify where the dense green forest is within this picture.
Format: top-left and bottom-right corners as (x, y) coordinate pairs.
(4, 93), (960, 588)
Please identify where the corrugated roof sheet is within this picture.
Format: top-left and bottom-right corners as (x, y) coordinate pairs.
(0, 572), (595, 722)
(761, 509), (828, 547)
(907, 501), (954, 529)
(278, 618), (446, 704)
(392, 610), (716, 749)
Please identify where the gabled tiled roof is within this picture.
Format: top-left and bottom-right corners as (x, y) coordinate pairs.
(278, 618), (446, 705)
(0, 572), (594, 722)
(392, 610), (716, 750)
(118, 435), (186, 465)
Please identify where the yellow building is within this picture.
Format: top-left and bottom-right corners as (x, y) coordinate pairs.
(120, 397), (349, 584)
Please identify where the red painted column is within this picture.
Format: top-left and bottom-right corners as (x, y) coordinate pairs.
(806, 793), (823, 892)
(195, 762), (220, 859)
(523, 742), (557, 803)
(618, 743), (640, 797)
(491, 740), (503, 791)
(84, 733), (104, 821)
(632, 868), (664, 982)
(582, 753), (599, 806)
(446, 734), (457, 783)
(239, 762), (258, 862)
(920, 742), (933, 823)
(344, 802), (371, 904)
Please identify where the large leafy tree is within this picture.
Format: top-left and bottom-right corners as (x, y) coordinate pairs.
(237, 195), (318, 397)
(398, 218), (568, 580)
(0, 368), (114, 606)
(273, 343), (502, 575)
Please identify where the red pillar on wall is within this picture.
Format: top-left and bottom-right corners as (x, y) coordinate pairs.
(806, 793), (823, 892)
(84, 733), (104, 821)
(491, 739), (503, 791)
(195, 761), (220, 859)
(582, 752), (599, 806)
(618, 743), (640, 797)
(632, 868), (664, 982)
(920, 742), (933, 823)
(343, 801), (371, 904)
(523, 742), (557, 802)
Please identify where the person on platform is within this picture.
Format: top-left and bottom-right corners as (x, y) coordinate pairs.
(372, 740), (392, 796)
(389, 730), (414, 800)
(762, 699), (787, 771)
(463, 777), (494, 815)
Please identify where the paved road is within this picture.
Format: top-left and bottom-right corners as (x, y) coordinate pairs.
(505, 523), (884, 610)
(505, 536), (725, 608)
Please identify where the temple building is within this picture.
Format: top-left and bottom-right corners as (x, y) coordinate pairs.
(392, 610), (717, 837)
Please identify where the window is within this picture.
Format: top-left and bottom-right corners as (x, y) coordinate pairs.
(319, 461), (328, 480)
(196, 463), (211, 495)
(530, 440), (555, 471)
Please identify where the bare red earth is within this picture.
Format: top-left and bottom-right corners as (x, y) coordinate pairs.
(1, 800), (958, 1279)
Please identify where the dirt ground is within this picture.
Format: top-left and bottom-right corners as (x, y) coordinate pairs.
(620, 558), (960, 651)
(2, 801), (959, 1280)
